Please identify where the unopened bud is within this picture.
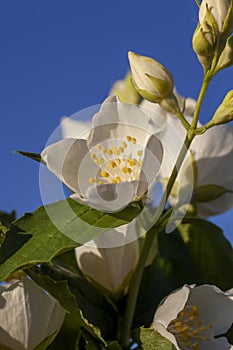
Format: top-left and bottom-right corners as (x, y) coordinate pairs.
(192, 22), (217, 68)
(215, 36), (233, 72)
(109, 72), (142, 104)
(199, 0), (232, 34)
(128, 51), (174, 103)
(211, 90), (233, 125)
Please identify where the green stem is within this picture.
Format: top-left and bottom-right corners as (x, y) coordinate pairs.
(120, 228), (157, 348)
(120, 133), (194, 348)
(191, 77), (210, 130)
(175, 110), (191, 130)
(120, 74), (213, 347)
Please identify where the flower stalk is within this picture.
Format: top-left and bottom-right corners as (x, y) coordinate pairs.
(119, 75), (213, 348)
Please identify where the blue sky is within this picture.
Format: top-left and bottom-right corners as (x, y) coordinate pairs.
(1, 0), (233, 242)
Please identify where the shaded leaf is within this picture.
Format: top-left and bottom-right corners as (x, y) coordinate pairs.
(0, 211), (16, 224)
(40, 262), (118, 339)
(106, 341), (122, 350)
(135, 218), (233, 328)
(0, 224), (32, 265)
(27, 267), (106, 348)
(0, 199), (140, 281)
(179, 218), (233, 290)
(134, 226), (200, 328)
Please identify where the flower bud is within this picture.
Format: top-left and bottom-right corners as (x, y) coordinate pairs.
(199, 0), (233, 35)
(192, 22), (217, 68)
(215, 36), (233, 72)
(211, 90), (233, 125)
(128, 51), (174, 103)
(109, 72), (142, 104)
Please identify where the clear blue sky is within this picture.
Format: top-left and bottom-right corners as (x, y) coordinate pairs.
(1, 0), (232, 242)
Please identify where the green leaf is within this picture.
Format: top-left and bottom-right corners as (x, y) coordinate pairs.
(27, 268), (106, 348)
(135, 218), (233, 328)
(0, 224), (32, 265)
(38, 262), (118, 339)
(135, 226), (200, 328)
(194, 184), (233, 202)
(0, 199), (140, 281)
(0, 211), (17, 244)
(132, 328), (176, 350)
(0, 210), (16, 224)
(47, 313), (82, 350)
(178, 218), (233, 290)
(81, 331), (103, 350)
(15, 150), (43, 163)
(106, 341), (122, 350)
(34, 333), (56, 350)
(0, 345), (13, 350)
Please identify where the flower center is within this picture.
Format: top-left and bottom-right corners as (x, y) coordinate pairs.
(168, 305), (213, 350)
(89, 135), (143, 185)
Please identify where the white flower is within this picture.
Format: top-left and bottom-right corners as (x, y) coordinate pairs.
(153, 284), (233, 350)
(61, 117), (91, 139)
(199, 0), (232, 33)
(173, 124), (233, 217)
(61, 105), (140, 295)
(41, 96), (163, 212)
(128, 51), (174, 103)
(75, 223), (139, 295)
(143, 95), (233, 216)
(0, 277), (65, 350)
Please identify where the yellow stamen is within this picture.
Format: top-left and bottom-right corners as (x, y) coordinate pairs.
(137, 150), (143, 157)
(107, 161), (117, 169)
(100, 171), (110, 178)
(131, 137), (137, 144)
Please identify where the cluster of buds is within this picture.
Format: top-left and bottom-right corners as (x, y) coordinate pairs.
(193, 0), (233, 70)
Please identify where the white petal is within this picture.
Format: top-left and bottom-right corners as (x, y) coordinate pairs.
(191, 125), (233, 215)
(0, 277), (65, 350)
(88, 97), (159, 149)
(193, 125), (233, 185)
(153, 285), (191, 328)
(199, 0), (230, 31)
(75, 228), (139, 293)
(141, 134), (163, 189)
(173, 88), (196, 117)
(153, 322), (181, 350)
(41, 138), (97, 195)
(61, 117), (91, 139)
(83, 182), (136, 212)
(188, 284), (233, 336)
(196, 192), (233, 216)
(198, 337), (232, 350)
